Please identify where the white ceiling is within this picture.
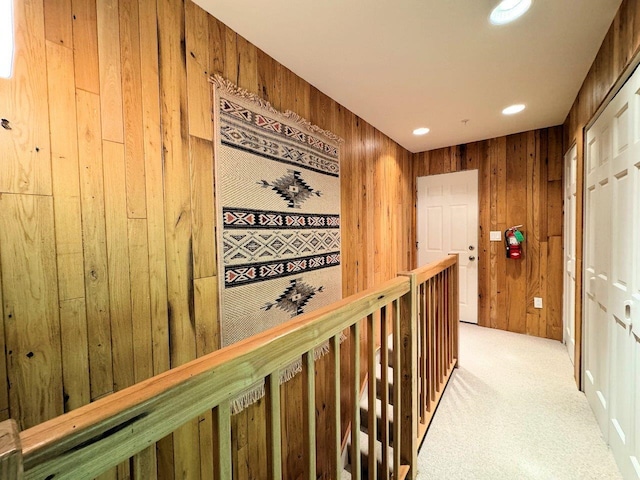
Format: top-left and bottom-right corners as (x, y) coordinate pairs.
(195, 0), (622, 153)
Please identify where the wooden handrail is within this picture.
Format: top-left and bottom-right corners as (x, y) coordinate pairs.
(0, 253), (460, 480)
(18, 277), (410, 479)
(411, 254), (457, 285)
(0, 420), (22, 479)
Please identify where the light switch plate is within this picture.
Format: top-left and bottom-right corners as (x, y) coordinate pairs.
(490, 231), (502, 241)
(534, 297), (543, 309)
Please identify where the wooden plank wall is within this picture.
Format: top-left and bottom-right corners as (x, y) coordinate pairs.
(413, 127), (564, 341)
(0, 0), (414, 478)
(563, 0), (640, 385)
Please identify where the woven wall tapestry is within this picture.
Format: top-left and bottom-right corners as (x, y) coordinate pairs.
(211, 75), (343, 413)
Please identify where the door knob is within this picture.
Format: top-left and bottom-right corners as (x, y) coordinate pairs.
(469, 256), (476, 261)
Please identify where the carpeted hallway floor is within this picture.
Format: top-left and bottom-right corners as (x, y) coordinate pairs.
(417, 323), (622, 479)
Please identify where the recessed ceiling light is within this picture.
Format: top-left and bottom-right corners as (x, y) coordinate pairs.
(413, 127), (430, 136)
(502, 104), (526, 115)
(490, 0), (532, 25)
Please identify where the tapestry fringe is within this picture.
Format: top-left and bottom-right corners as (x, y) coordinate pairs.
(314, 342), (330, 360)
(280, 360), (303, 384)
(230, 381), (266, 415)
(230, 333), (348, 414)
(210, 74), (344, 145)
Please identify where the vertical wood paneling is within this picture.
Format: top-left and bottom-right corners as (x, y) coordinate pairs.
(46, 41), (85, 302)
(413, 127), (564, 340)
(189, 136), (216, 279)
(45, 35), (91, 414)
(505, 133), (527, 334)
(158, 0), (199, 477)
(119, 0), (147, 219)
(0, 0), (52, 196)
(209, 16), (226, 77)
(137, 0), (170, 378)
(0, 195), (63, 429)
(0, 267), (9, 416)
(223, 26), (238, 85)
(526, 131), (541, 336)
(193, 276), (219, 358)
(103, 141), (135, 393)
(59, 298), (91, 411)
(96, 0), (124, 143)
(76, 89), (114, 399)
(158, 0), (196, 370)
(186, 1), (213, 141)
(128, 219), (153, 382)
(477, 142), (491, 328)
(71, 0), (100, 94)
(6, 0), (416, 477)
(44, 0), (73, 45)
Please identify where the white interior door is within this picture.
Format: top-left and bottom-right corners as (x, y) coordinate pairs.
(608, 89), (636, 478)
(417, 170), (478, 323)
(632, 119), (640, 479)
(585, 63), (640, 479)
(564, 144), (577, 365)
(584, 99), (612, 440)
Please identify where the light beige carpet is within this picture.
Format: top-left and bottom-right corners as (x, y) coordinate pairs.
(417, 323), (622, 479)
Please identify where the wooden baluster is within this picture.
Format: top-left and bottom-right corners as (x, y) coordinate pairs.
(453, 258), (460, 366)
(351, 321), (361, 480)
(0, 420), (22, 480)
(440, 272), (447, 382)
(434, 273), (439, 386)
(399, 275), (418, 479)
(419, 282), (427, 424)
(331, 334), (342, 479)
(392, 300), (402, 476)
(440, 272), (449, 376)
(444, 269), (450, 369)
(449, 268), (454, 367)
(303, 351), (316, 480)
(442, 271), (447, 371)
(380, 306), (390, 480)
(367, 313), (378, 480)
(266, 372), (282, 480)
(442, 273), (447, 380)
(438, 272), (444, 387)
(428, 278), (435, 412)
(213, 402), (232, 480)
(427, 278), (432, 410)
(434, 274), (440, 391)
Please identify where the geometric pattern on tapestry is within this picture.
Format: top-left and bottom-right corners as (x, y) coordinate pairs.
(223, 229), (341, 265)
(262, 278), (324, 317)
(211, 75), (343, 414)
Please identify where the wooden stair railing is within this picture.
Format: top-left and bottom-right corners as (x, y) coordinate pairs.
(0, 255), (459, 480)
(344, 254), (460, 479)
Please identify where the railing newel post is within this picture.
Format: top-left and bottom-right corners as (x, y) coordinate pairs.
(398, 271), (418, 479)
(0, 419), (23, 480)
(452, 254), (460, 368)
